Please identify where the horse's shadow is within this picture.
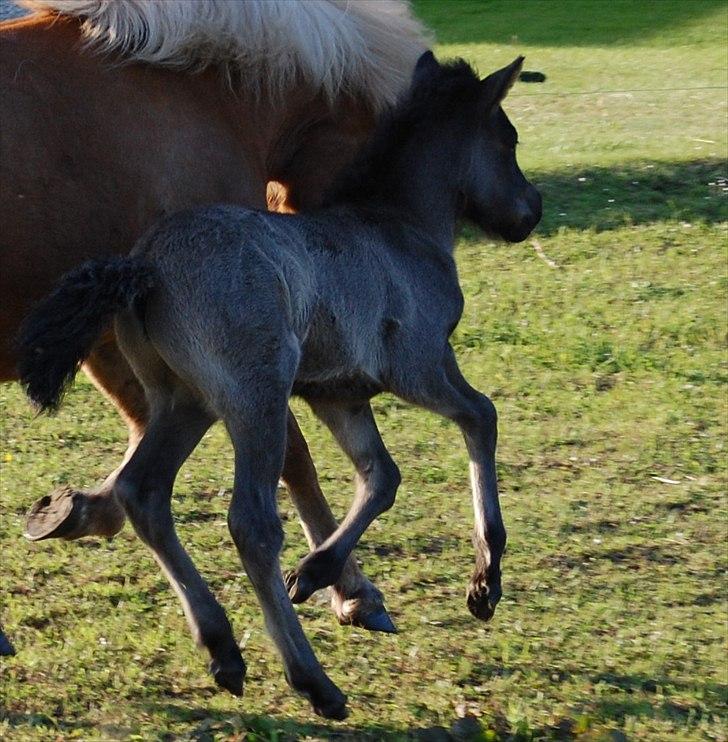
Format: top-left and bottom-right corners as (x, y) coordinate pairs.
(144, 704), (405, 740)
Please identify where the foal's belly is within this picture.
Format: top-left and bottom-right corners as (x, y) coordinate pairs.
(292, 326), (386, 402)
(292, 374), (384, 404)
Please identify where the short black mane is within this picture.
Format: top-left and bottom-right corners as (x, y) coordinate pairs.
(324, 59), (482, 206)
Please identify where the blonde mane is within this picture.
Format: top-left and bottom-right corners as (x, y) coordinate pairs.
(21, 0), (431, 110)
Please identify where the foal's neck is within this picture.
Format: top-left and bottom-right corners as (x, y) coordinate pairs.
(393, 160), (461, 250)
(366, 131), (464, 251)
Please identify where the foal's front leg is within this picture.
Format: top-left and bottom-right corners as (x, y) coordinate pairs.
(286, 403), (401, 605)
(282, 411), (396, 632)
(415, 348), (506, 622)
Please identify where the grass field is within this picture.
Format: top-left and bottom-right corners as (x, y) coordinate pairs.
(1, 1), (727, 740)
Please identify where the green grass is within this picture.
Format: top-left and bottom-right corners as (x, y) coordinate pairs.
(415, 0), (728, 171)
(2, 2), (727, 740)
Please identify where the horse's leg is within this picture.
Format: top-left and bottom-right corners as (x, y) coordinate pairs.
(225, 398), (347, 719)
(281, 411), (396, 633)
(114, 398), (247, 695)
(24, 333), (141, 541)
(285, 403), (401, 606)
(22, 342), (393, 631)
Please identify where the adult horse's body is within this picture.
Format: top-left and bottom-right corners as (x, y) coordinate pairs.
(19, 52), (541, 717)
(0, 0), (428, 648)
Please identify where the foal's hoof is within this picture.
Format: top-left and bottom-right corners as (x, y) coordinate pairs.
(331, 576), (398, 634)
(24, 487), (125, 541)
(466, 580), (501, 622)
(284, 569), (316, 605)
(285, 550), (343, 604)
(314, 692), (349, 721)
(210, 657), (246, 697)
(340, 605), (398, 634)
(0, 632), (16, 657)
(288, 671), (348, 720)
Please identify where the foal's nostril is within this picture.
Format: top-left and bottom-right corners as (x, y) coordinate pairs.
(507, 189), (542, 242)
(516, 194), (541, 230)
(516, 191), (541, 234)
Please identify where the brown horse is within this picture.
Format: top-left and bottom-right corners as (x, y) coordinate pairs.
(0, 0), (428, 645)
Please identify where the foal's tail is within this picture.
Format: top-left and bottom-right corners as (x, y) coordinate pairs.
(17, 257), (155, 412)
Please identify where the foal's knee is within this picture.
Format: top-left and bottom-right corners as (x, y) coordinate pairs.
(463, 394), (498, 441)
(367, 455), (401, 513)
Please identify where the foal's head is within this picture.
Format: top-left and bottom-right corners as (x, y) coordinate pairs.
(405, 52), (541, 242)
(411, 52), (542, 243)
(327, 52), (541, 243)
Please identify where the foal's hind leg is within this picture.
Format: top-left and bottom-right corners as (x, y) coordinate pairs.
(226, 400), (347, 719)
(282, 411), (396, 633)
(24, 334), (393, 631)
(23, 344), (391, 630)
(115, 399), (247, 696)
(25, 333), (140, 541)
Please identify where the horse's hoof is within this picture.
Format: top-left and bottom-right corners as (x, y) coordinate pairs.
(343, 606), (398, 634)
(209, 658), (246, 697)
(466, 580), (501, 622)
(0, 632), (16, 657)
(24, 487), (125, 541)
(24, 486), (79, 541)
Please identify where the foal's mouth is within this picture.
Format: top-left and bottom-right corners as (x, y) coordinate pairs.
(468, 221), (539, 244)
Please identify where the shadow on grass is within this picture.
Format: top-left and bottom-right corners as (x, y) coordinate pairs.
(142, 703), (411, 741)
(139, 700), (597, 741)
(412, 0), (725, 48)
(136, 666), (728, 740)
(589, 673), (727, 735)
(2, 690), (434, 741)
(459, 662), (726, 732)
(457, 159), (726, 244)
(528, 158), (726, 237)
(0, 711), (95, 736)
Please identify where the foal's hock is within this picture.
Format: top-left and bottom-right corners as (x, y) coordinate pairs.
(19, 52), (541, 718)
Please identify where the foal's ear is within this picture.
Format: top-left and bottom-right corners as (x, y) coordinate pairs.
(412, 50), (440, 85)
(480, 56), (524, 110)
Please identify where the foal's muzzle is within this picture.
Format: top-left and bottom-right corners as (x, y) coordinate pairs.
(504, 187), (542, 242)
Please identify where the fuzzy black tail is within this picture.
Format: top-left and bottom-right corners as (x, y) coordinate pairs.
(17, 256), (155, 412)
